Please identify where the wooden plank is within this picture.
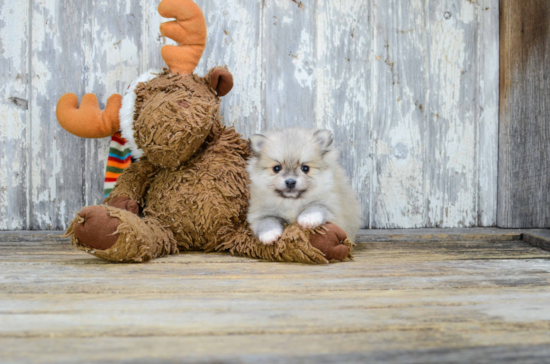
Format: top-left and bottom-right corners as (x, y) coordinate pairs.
(2, 338), (550, 364)
(195, 0), (263, 137)
(3, 288), (550, 338)
(425, 0), (479, 228)
(81, 1), (143, 206)
(140, 0), (166, 71)
(357, 227), (524, 242)
(0, 230), (66, 242)
(315, 0), (372, 228)
(477, 0), (499, 226)
(371, 1), (499, 229)
(371, 0), (429, 228)
(0, 238), (546, 256)
(263, 0), (317, 129)
(3, 241), (550, 295)
(523, 230), (550, 252)
(0, 0), (30, 230)
(2, 236), (550, 362)
(0, 227), (528, 243)
(29, 0), (87, 229)
(498, 0), (550, 228)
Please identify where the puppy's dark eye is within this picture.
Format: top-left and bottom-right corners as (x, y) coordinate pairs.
(301, 165), (310, 174)
(273, 165), (282, 173)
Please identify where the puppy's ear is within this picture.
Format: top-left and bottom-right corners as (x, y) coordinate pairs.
(249, 134), (267, 155)
(314, 129), (334, 153)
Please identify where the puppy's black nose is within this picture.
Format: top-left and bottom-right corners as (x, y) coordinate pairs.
(285, 179), (297, 189)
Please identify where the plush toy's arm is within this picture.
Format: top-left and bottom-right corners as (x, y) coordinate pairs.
(104, 158), (158, 206)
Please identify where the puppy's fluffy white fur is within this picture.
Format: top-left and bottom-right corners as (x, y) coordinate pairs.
(247, 128), (361, 245)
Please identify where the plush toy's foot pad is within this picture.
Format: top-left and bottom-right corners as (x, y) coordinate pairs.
(73, 205), (120, 251)
(309, 223), (352, 261)
(66, 206), (178, 263)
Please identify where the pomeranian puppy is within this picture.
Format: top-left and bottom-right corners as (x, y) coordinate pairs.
(247, 128), (361, 245)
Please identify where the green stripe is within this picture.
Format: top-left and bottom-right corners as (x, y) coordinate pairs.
(106, 166), (126, 174)
(103, 188), (113, 198)
(109, 147), (132, 158)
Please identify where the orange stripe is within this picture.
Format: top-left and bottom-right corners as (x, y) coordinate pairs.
(107, 160), (132, 170)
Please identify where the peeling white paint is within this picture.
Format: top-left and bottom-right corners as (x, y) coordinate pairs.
(193, 0), (262, 136)
(0, 0), (29, 230)
(0, 105), (26, 140)
(292, 29), (315, 90)
(30, 2), (56, 216)
(0, 3), (27, 62)
(477, 0), (499, 227)
(0, 0), (500, 230)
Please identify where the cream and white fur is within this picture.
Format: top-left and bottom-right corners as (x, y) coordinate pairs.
(247, 128), (361, 245)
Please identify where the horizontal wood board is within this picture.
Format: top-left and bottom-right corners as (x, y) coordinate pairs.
(2, 230), (550, 363)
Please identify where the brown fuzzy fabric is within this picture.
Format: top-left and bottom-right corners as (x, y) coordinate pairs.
(132, 71), (220, 168)
(66, 68), (354, 264)
(108, 196), (139, 215)
(66, 206), (178, 263)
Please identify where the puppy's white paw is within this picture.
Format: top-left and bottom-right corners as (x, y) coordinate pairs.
(259, 228), (282, 245)
(298, 211), (326, 229)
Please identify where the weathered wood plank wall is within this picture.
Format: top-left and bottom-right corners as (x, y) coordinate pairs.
(0, 1), (29, 230)
(0, 0), (499, 230)
(498, 0), (550, 228)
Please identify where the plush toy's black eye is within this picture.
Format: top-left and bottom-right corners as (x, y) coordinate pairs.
(273, 165), (282, 173)
(301, 165), (310, 174)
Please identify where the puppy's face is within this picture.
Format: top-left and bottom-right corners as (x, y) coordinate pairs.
(248, 129), (334, 199)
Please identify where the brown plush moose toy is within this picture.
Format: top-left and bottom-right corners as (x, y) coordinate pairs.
(56, 0), (353, 264)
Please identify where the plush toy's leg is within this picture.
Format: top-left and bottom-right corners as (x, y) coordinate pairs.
(65, 205), (178, 263)
(217, 223), (353, 264)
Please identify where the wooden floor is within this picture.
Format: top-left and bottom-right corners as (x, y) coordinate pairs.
(2, 229), (550, 363)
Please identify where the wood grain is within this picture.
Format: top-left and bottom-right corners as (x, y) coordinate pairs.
(263, 0), (317, 129)
(477, 0), (499, 227)
(0, 0), (30, 230)
(425, 0), (479, 228)
(195, 0), (263, 137)
(371, 0), (500, 229)
(0, 226), (528, 243)
(0, 0), (501, 230)
(29, 0), (88, 229)
(2, 235), (550, 363)
(3, 338), (550, 364)
(28, 0), (143, 230)
(316, 0), (372, 228)
(524, 229), (550, 252)
(371, 0), (428, 228)
(498, 0), (550, 228)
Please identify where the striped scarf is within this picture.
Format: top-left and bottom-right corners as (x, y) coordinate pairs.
(104, 132), (133, 198)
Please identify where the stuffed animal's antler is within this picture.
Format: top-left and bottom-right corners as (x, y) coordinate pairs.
(56, 0), (205, 138)
(56, 93), (122, 138)
(158, 0), (207, 75)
